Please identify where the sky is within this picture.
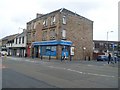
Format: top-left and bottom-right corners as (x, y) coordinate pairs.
(0, 0), (118, 41)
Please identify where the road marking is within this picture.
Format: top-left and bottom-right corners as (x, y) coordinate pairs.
(87, 65), (93, 66)
(48, 66), (66, 70)
(48, 65), (116, 78)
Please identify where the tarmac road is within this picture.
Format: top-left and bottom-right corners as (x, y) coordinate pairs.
(2, 56), (119, 88)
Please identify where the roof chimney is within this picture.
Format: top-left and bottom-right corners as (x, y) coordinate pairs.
(36, 13), (43, 18)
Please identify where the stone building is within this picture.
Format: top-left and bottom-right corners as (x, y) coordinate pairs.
(26, 8), (93, 60)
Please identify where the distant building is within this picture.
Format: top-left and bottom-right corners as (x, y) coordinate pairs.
(118, 41), (120, 58)
(93, 40), (118, 59)
(0, 39), (2, 51)
(1, 34), (18, 53)
(26, 8), (93, 60)
(6, 30), (27, 57)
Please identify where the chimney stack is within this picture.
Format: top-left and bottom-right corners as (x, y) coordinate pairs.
(36, 13), (43, 18)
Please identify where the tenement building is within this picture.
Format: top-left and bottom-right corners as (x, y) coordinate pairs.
(26, 8), (93, 60)
(6, 30), (27, 57)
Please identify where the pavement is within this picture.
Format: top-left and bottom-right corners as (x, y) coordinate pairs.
(4, 56), (119, 68)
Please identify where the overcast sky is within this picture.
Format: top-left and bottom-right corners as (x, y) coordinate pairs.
(0, 0), (118, 41)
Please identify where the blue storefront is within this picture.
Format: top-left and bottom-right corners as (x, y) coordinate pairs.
(32, 40), (72, 59)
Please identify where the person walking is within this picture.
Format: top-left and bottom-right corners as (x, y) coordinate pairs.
(61, 52), (66, 62)
(108, 53), (112, 64)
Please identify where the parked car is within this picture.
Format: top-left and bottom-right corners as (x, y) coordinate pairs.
(1, 51), (8, 56)
(112, 56), (120, 61)
(97, 55), (108, 61)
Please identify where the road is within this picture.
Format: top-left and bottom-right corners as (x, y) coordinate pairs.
(1, 56), (119, 88)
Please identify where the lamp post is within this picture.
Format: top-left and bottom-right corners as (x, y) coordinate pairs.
(107, 31), (113, 53)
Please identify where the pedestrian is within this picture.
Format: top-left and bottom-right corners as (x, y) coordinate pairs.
(108, 53), (112, 64)
(25, 53), (27, 58)
(61, 52), (66, 62)
(63, 52), (66, 60)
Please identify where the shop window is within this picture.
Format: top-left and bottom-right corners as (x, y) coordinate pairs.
(41, 46), (57, 56)
(51, 46), (56, 51)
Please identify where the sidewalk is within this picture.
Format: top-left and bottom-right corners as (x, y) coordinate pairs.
(6, 56), (119, 67)
(26, 56), (93, 63)
(24, 57), (119, 68)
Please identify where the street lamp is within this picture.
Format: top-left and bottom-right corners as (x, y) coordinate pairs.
(107, 31), (113, 53)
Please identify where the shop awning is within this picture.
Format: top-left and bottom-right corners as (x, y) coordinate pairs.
(32, 40), (72, 46)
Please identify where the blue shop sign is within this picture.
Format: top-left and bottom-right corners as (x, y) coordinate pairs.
(32, 40), (72, 46)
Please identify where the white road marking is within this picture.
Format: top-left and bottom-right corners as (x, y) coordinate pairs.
(48, 66), (66, 70)
(87, 65), (93, 66)
(48, 65), (116, 78)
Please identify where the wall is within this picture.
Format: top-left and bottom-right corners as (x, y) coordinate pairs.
(60, 12), (93, 60)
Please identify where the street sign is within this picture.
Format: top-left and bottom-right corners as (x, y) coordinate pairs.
(70, 47), (74, 55)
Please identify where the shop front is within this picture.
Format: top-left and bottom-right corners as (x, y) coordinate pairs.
(32, 40), (72, 60)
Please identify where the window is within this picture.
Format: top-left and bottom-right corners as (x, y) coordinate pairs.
(27, 25), (31, 30)
(32, 32), (35, 38)
(62, 29), (66, 39)
(43, 19), (48, 27)
(42, 31), (47, 41)
(104, 43), (107, 48)
(95, 43), (99, 48)
(33, 22), (37, 29)
(50, 29), (56, 40)
(28, 33), (31, 39)
(12, 39), (14, 43)
(31, 22), (34, 30)
(62, 16), (66, 24)
(51, 46), (56, 51)
(51, 16), (56, 25)
(22, 36), (24, 44)
(16, 38), (18, 44)
(100, 43), (103, 46)
(19, 37), (21, 44)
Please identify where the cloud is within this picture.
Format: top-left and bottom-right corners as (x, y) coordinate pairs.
(0, 0), (119, 41)
(0, 0), (40, 38)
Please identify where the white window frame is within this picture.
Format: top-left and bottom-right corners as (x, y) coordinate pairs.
(51, 16), (56, 25)
(62, 16), (66, 24)
(50, 29), (56, 40)
(62, 29), (66, 39)
(43, 19), (48, 27)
